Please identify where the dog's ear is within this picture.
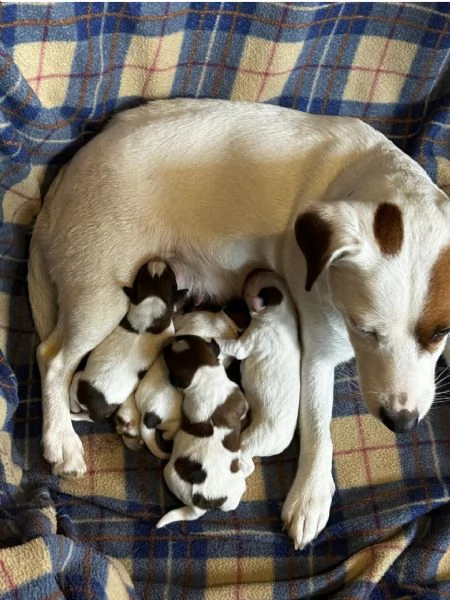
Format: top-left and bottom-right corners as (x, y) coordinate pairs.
(173, 288), (189, 304)
(210, 338), (220, 358)
(122, 286), (135, 302)
(295, 206), (361, 291)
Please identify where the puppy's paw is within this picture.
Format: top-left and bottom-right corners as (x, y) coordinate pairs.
(115, 403), (143, 451)
(281, 475), (335, 550)
(43, 427), (86, 478)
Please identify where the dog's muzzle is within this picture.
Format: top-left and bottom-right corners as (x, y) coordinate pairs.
(379, 407), (419, 434)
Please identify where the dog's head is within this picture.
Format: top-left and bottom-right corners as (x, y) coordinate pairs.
(295, 191), (450, 433)
(242, 269), (290, 317)
(162, 334), (221, 389)
(123, 259), (188, 333)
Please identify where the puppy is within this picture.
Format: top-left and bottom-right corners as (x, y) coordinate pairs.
(219, 270), (301, 459)
(115, 298), (250, 457)
(69, 259), (186, 421)
(156, 334), (251, 527)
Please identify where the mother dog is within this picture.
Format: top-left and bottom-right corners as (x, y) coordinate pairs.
(28, 99), (450, 550)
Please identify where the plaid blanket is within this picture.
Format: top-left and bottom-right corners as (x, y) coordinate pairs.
(1, 2), (450, 599)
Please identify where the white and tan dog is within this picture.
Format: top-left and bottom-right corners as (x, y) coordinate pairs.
(156, 334), (251, 527)
(29, 99), (450, 549)
(69, 259), (185, 421)
(115, 298), (250, 457)
(219, 270), (300, 460)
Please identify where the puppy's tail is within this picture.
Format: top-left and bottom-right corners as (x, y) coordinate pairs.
(28, 240), (57, 341)
(156, 505), (206, 528)
(141, 425), (170, 460)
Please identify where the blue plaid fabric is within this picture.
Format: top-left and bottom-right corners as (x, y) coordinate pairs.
(0, 3), (449, 599)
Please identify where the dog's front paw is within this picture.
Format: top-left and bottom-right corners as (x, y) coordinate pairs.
(281, 475), (335, 550)
(43, 426), (86, 477)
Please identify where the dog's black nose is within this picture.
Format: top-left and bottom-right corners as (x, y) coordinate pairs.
(379, 407), (419, 434)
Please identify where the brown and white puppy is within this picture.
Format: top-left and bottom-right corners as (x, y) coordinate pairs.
(156, 334), (251, 527)
(219, 270), (300, 460)
(115, 298), (250, 457)
(29, 99), (450, 549)
(69, 260), (186, 421)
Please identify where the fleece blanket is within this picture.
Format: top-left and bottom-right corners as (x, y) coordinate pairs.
(0, 3), (449, 599)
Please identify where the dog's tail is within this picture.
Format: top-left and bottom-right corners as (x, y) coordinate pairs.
(156, 505), (206, 528)
(28, 239), (57, 341)
(141, 425), (171, 460)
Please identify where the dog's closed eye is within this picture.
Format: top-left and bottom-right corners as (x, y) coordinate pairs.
(349, 318), (379, 342)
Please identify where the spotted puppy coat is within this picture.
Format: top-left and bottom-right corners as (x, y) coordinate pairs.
(69, 260), (186, 421)
(115, 298), (250, 457)
(220, 270), (301, 461)
(156, 334), (251, 527)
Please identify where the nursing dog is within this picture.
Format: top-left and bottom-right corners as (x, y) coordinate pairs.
(219, 270), (300, 460)
(156, 334), (251, 527)
(69, 259), (185, 421)
(115, 298), (250, 457)
(29, 99), (450, 549)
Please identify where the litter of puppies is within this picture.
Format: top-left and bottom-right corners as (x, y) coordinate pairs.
(70, 260), (300, 525)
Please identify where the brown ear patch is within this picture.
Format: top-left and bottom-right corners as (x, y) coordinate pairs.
(181, 411), (214, 437)
(174, 457), (207, 484)
(373, 203), (403, 256)
(212, 389), (248, 452)
(257, 286), (283, 307)
(212, 389), (248, 430)
(416, 246), (450, 351)
(295, 211), (332, 292)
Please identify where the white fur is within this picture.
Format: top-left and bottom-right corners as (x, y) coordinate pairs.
(174, 306), (243, 366)
(158, 364), (250, 526)
(28, 98), (450, 547)
(69, 292), (173, 421)
(219, 271), (300, 459)
(118, 306), (244, 457)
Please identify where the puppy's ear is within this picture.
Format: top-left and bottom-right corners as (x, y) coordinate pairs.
(173, 288), (189, 304)
(295, 205), (361, 291)
(122, 286), (136, 303)
(210, 338), (220, 358)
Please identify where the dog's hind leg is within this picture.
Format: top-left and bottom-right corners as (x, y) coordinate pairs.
(28, 241), (57, 342)
(39, 288), (128, 476)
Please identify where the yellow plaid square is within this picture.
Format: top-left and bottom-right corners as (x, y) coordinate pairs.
(14, 41), (76, 108)
(344, 36), (416, 103)
(232, 37), (303, 102)
(332, 415), (401, 489)
(119, 32), (183, 99)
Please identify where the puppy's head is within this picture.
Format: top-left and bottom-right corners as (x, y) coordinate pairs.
(123, 259), (188, 308)
(295, 192), (450, 433)
(163, 436), (248, 517)
(242, 269), (289, 317)
(162, 334), (220, 389)
(123, 259), (188, 332)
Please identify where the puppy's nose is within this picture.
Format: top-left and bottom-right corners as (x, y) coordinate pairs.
(379, 407), (419, 434)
